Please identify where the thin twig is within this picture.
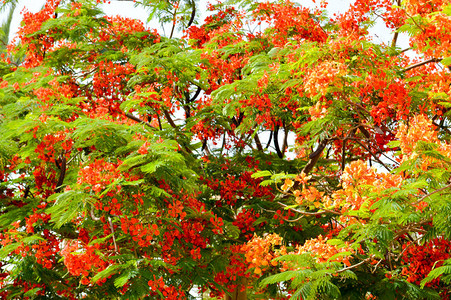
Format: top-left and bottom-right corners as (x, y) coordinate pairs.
(277, 201), (340, 216)
(341, 140), (346, 172)
(169, 4), (178, 39)
(67, 150), (82, 165)
(336, 255), (375, 274)
(395, 235), (422, 262)
(414, 183), (451, 205)
(281, 215), (304, 222)
(354, 140), (392, 172)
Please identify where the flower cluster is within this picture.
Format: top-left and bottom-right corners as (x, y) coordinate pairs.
(61, 241), (110, 285)
(242, 233), (284, 274)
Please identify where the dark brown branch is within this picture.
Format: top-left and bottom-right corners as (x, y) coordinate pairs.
(403, 58), (442, 72)
(274, 125), (283, 158)
(302, 139), (328, 175)
(23, 185), (30, 199)
(281, 121), (289, 154)
(189, 86), (201, 102)
(157, 114), (162, 130)
(183, 86), (201, 118)
(231, 116), (239, 127)
(125, 113), (156, 129)
(265, 131), (273, 149)
(220, 133), (226, 155)
(354, 139), (391, 172)
(433, 121), (451, 135)
(390, 0), (401, 48)
(55, 152), (66, 193)
(391, 32), (399, 48)
(254, 133), (263, 151)
(169, 5), (178, 39)
(162, 110), (193, 154)
(186, 0), (196, 27)
(400, 47), (411, 54)
(57, 229), (79, 240)
(341, 140), (346, 172)
(237, 112), (244, 126)
(358, 125), (371, 139)
(163, 110), (177, 128)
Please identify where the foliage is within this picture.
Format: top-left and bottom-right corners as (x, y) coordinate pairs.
(0, 0), (450, 299)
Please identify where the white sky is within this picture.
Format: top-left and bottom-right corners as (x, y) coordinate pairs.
(0, 0), (410, 49)
(2, 0), (356, 40)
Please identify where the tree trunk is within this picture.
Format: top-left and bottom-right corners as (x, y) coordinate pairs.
(224, 278), (247, 300)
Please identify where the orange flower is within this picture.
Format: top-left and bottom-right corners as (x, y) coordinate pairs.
(281, 178), (294, 191)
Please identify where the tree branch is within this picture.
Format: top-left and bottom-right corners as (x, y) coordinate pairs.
(169, 5), (178, 39)
(391, 32), (399, 48)
(189, 86), (201, 102)
(254, 133), (263, 151)
(302, 139), (328, 175)
(353, 139), (391, 172)
(341, 139), (346, 172)
(108, 216), (118, 252)
(336, 255), (375, 274)
(274, 125), (283, 158)
(125, 113), (156, 129)
(202, 139), (211, 156)
(186, 0), (196, 27)
(277, 201), (340, 216)
(163, 110), (177, 128)
(282, 121), (289, 154)
(265, 130), (273, 149)
(403, 58), (442, 72)
(415, 183), (451, 205)
(55, 152), (66, 193)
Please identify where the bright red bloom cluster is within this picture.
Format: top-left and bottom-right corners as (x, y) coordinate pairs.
(147, 276), (185, 299)
(77, 158), (122, 194)
(61, 241), (110, 285)
(401, 237), (451, 288)
(120, 216), (160, 247)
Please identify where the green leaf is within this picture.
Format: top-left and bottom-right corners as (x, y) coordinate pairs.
(441, 57), (451, 66)
(251, 170), (272, 178)
(91, 264), (122, 283)
(421, 264), (451, 287)
(24, 287), (42, 297)
(0, 242), (21, 259)
(260, 270), (300, 286)
(326, 251), (353, 263)
(46, 191), (96, 229)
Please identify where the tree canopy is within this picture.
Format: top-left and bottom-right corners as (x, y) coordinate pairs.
(0, 0), (451, 299)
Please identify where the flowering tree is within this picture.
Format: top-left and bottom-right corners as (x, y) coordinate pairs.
(0, 0), (450, 299)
